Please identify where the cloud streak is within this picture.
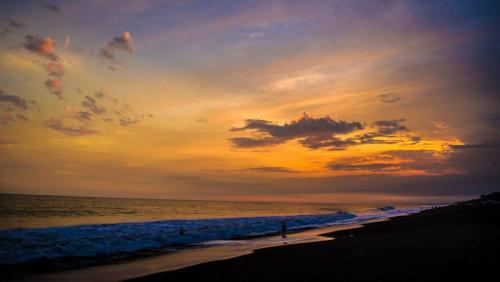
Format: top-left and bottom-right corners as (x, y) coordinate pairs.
(247, 167), (297, 173)
(42, 3), (60, 13)
(44, 117), (97, 136)
(0, 90), (30, 110)
(379, 93), (400, 103)
(327, 150), (450, 174)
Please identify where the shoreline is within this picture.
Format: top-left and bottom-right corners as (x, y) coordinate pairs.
(7, 218), (388, 282)
(2, 207), (426, 277)
(129, 200), (500, 281)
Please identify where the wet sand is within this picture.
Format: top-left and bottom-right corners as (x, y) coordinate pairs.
(131, 201), (500, 281)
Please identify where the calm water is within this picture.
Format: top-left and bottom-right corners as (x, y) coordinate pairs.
(0, 194), (376, 230)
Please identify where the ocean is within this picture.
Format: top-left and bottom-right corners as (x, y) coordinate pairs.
(0, 194), (428, 266)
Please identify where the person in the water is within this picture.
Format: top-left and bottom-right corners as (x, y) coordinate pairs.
(281, 222), (287, 238)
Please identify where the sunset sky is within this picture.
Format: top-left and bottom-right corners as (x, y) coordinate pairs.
(1, 0), (499, 203)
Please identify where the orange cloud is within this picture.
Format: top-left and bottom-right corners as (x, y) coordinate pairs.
(23, 35), (58, 61)
(44, 79), (62, 98)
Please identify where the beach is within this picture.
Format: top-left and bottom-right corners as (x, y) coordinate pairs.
(1, 194), (428, 281)
(2, 195), (499, 281)
(131, 197), (500, 281)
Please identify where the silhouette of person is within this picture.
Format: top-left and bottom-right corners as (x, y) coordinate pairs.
(281, 222), (287, 238)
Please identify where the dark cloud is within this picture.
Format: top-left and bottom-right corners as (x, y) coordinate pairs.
(93, 90), (119, 104)
(230, 113), (363, 148)
(99, 48), (114, 60)
(42, 3), (60, 13)
(341, 119), (414, 147)
(328, 162), (397, 172)
(0, 19), (23, 37)
(71, 90), (149, 129)
(99, 32), (133, 63)
(44, 117), (97, 136)
(69, 111), (92, 122)
(231, 114), (363, 139)
(373, 119), (408, 135)
(0, 19), (24, 37)
(45, 62), (64, 78)
(0, 91), (37, 125)
(23, 35), (59, 61)
(108, 31), (133, 53)
(0, 90), (29, 110)
(379, 93), (400, 103)
(299, 136), (358, 150)
(118, 117), (139, 126)
(82, 96), (106, 115)
(231, 114), (418, 150)
(247, 167), (297, 173)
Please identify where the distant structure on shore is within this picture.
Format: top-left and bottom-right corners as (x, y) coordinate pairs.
(459, 193), (500, 206)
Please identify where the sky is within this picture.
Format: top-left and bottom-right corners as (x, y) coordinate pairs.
(0, 0), (499, 204)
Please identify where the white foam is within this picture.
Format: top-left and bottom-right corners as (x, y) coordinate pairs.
(0, 212), (356, 265)
(0, 207), (428, 265)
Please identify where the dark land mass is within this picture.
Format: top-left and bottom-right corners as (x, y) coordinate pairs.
(131, 193), (500, 282)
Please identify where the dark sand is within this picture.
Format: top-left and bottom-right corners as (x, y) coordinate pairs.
(131, 199), (500, 281)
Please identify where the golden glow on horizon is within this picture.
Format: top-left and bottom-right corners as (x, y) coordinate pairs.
(0, 0), (496, 202)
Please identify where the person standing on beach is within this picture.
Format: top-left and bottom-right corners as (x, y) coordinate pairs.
(281, 222), (287, 238)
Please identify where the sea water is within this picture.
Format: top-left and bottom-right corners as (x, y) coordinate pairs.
(0, 194), (427, 266)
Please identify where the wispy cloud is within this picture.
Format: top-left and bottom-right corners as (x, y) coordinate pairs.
(379, 93), (400, 103)
(0, 19), (24, 37)
(247, 167), (298, 173)
(44, 117), (97, 136)
(81, 96), (106, 115)
(42, 3), (60, 13)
